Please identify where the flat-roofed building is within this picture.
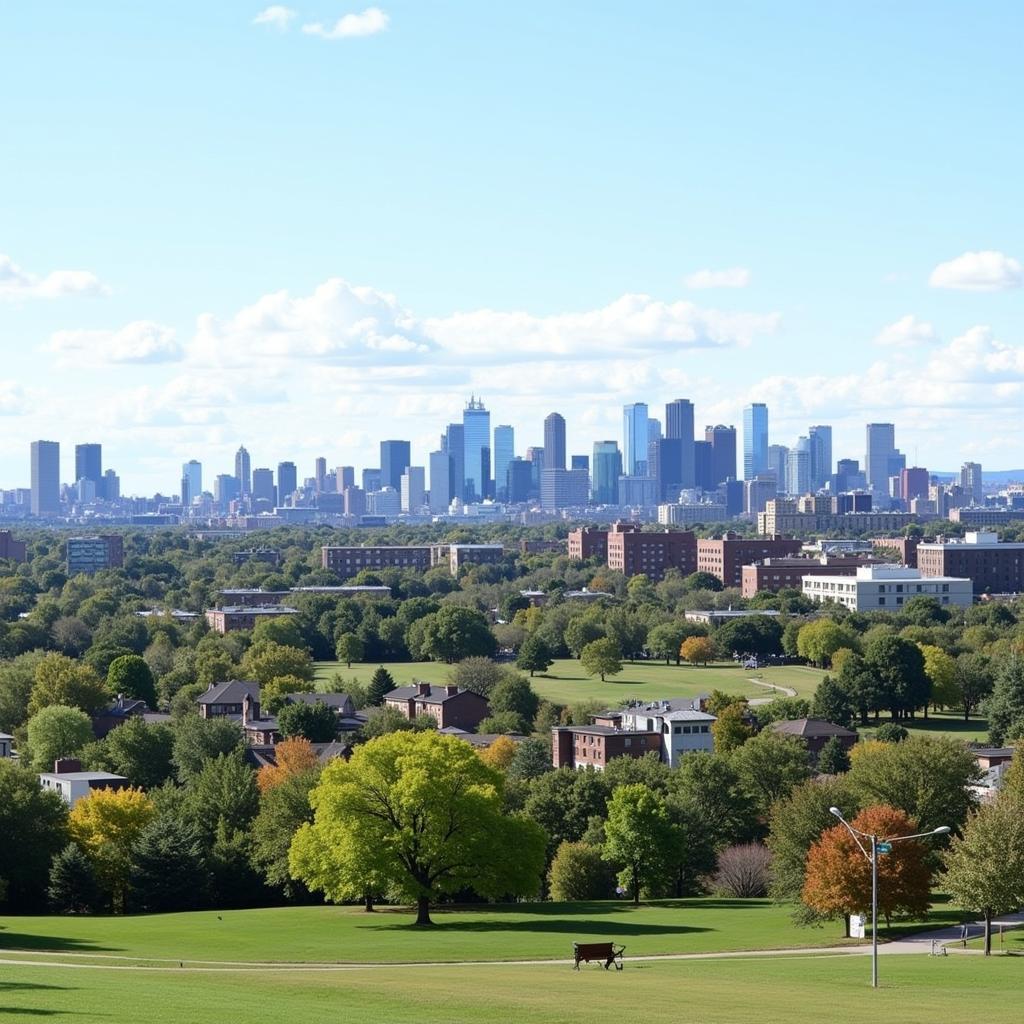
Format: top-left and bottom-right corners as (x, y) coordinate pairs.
(66, 535), (124, 575)
(741, 555), (877, 597)
(567, 526), (609, 562)
(205, 606), (300, 633)
(697, 534), (802, 588)
(917, 531), (1024, 595)
(551, 724), (662, 770)
(321, 545), (432, 576)
(802, 564), (972, 612)
(606, 522), (696, 581)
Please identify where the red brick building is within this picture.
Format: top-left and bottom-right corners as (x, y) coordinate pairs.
(605, 523), (697, 581)
(0, 531), (26, 563)
(383, 682), (490, 731)
(696, 534), (802, 588)
(551, 724), (662, 769)
(917, 532), (1024, 595)
(567, 526), (610, 562)
(740, 555), (878, 598)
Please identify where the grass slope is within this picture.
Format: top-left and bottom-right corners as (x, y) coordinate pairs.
(0, 953), (1020, 1023)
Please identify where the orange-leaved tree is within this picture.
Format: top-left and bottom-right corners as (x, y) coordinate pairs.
(802, 805), (932, 927)
(258, 737), (319, 793)
(479, 735), (517, 772)
(680, 636), (716, 667)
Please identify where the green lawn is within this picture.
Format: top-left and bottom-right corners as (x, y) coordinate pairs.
(856, 711), (990, 744)
(0, 951), (1020, 1023)
(315, 659), (827, 706)
(0, 899), (964, 966)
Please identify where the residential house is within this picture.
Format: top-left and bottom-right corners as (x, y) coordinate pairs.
(769, 718), (857, 761)
(617, 699), (716, 767)
(383, 682), (490, 731)
(0, 732), (13, 758)
(197, 680), (261, 720)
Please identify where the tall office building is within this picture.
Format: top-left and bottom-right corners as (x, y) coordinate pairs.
(314, 456), (328, 493)
(181, 460), (202, 506)
(786, 438), (810, 495)
(743, 403), (769, 480)
(401, 467), (425, 512)
(493, 425), (514, 501)
(30, 440), (60, 516)
(571, 454), (589, 472)
(276, 462), (297, 504)
(651, 437), (683, 501)
(235, 446), (251, 497)
(705, 425), (737, 487)
(251, 468), (275, 506)
(444, 423), (465, 502)
(592, 441), (622, 504)
(103, 469), (120, 501)
(544, 413), (566, 471)
(665, 399), (695, 488)
(865, 423), (897, 499)
(694, 440), (713, 490)
(462, 397), (491, 501)
(428, 450), (452, 513)
(380, 440), (412, 493)
(808, 425), (833, 490)
(507, 458), (533, 503)
(214, 474), (239, 511)
(526, 447), (545, 498)
(960, 461), (983, 504)
(648, 418), (662, 443)
(768, 444), (789, 490)
(362, 468), (382, 493)
(337, 466), (355, 492)
(623, 402), (649, 476)
(75, 444), (103, 498)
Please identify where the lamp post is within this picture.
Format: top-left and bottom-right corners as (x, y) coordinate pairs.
(828, 807), (950, 988)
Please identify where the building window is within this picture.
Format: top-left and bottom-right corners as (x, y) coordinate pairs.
(700, 725), (709, 733)
(624, 738), (632, 747)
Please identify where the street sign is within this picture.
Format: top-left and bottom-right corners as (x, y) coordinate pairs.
(877, 842), (892, 854)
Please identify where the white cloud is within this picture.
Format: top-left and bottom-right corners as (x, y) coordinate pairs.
(0, 253), (108, 300)
(929, 250), (1024, 292)
(683, 267), (751, 289)
(874, 314), (938, 347)
(0, 381), (29, 416)
(302, 6), (389, 39)
(46, 321), (182, 366)
(253, 6), (297, 29)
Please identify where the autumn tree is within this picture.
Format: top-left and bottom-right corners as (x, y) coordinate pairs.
(289, 731), (546, 925)
(680, 636), (716, 667)
(479, 735), (517, 772)
(257, 737), (320, 792)
(580, 638), (622, 681)
(802, 805), (932, 927)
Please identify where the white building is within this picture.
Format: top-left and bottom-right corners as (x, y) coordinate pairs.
(657, 502), (727, 525)
(802, 563), (972, 612)
(618, 700), (715, 767)
(0, 732), (13, 758)
(38, 768), (129, 807)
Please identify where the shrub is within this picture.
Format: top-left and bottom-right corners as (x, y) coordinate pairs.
(712, 843), (772, 898)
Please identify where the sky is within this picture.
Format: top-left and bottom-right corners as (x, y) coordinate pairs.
(1, 1), (1023, 495)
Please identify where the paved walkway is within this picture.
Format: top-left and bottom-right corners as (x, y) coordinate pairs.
(747, 677), (798, 704)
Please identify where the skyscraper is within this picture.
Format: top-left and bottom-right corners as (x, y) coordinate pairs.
(768, 444), (789, 490)
(30, 440), (60, 516)
(705, 425), (737, 487)
(182, 459), (202, 506)
(314, 456), (327, 493)
(544, 413), (566, 471)
(865, 423), (898, 499)
(235, 446), (251, 497)
(808, 425), (833, 490)
(623, 402), (649, 476)
(401, 467), (425, 512)
(665, 399), (695, 487)
(380, 440), (412, 493)
(75, 444), (102, 498)
(960, 461), (983, 504)
(337, 466), (355, 492)
(444, 423), (465, 502)
(252, 468), (275, 505)
(786, 438), (810, 495)
(651, 437), (683, 501)
(743, 403), (769, 480)
(277, 461), (297, 503)
(428, 450), (452, 513)
(493, 425), (514, 501)
(592, 441), (622, 504)
(462, 396), (490, 501)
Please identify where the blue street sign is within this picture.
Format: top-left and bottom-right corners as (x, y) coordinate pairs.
(877, 842), (893, 854)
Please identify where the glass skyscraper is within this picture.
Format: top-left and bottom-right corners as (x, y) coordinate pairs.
(592, 440), (622, 504)
(462, 396), (491, 501)
(743, 403), (768, 480)
(622, 402), (649, 476)
(493, 424), (514, 501)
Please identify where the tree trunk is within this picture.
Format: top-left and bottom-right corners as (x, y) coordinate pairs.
(415, 895), (433, 926)
(984, 908), (992, 956)
(363, 893), (375, 912)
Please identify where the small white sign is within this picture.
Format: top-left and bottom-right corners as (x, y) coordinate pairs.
(849, 914), (866, 938)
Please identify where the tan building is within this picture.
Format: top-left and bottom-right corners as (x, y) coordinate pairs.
(758, 499), (918, 535)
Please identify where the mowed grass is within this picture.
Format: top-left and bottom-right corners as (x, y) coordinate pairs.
(315, 659), (827, 705)
(856, 711), (990, 744)
(0, 899), (965, 966)
(0, 953), (1020, 1024)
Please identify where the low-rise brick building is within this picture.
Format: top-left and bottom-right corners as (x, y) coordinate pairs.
(383, 682), (490, 731)
(740, 555), (878, 597)
(567, 526), (610, 562)
(917, 531), (1024, 596)
(697, 534), (803, 587)
(205, 605), (300, 633)
(551, 724), (662, 769)
(606, 522), (697, 581)
(321, 545), (433, 577)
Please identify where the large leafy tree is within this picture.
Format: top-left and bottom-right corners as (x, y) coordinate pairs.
(171, 715), (244, 783)
(680, 636), (716, 666)
(918, 644), (958, 716)
(106, 655), (157, 708)
(83, 718), (176, 790)
(277, 701), (338, 742)
(251, 768), (321, 898)
(580, 637), (622, 681)
(419, 606), (497, 663)
(28, 653), (110, 716)
(290, 731), (546, 925)
(730, 731), (811, 819)
(516, 634), (554, 676)
(802, 805), (932, 926)
(240, 640), (314, 686)
(987, 655), (1024, 746)
(601, 784), (679, 904)
(670, 752), (757, 849)
(714, 616), (783, 659)
(26, 704), (95, 771)
(257, 737), (320, 792)
(796, 619), (860, 668)
(547, 841), (614, 901)
(943, 796), (1024, 955)
(862, 634), (929, 719)
(488, 675), (540, 732)
(953, 652), (993, 722)
(810, 675), (855, 728)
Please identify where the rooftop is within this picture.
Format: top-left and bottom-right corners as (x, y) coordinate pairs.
(769, 718), (857, 739)
(38, 771), (127, 783)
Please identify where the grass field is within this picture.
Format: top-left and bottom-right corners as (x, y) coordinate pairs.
(0, 949), (1019, 1023)
(856, 711), (990, 744)
(315, 659), (828, 705)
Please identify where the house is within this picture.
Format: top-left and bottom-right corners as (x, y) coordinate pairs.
(439, 727), (526, 749)
(971, 746), (1016, 771)
(551, 724), (662, 769)
(0, 732), (13, 758)
(383, 682), (490, 731)
(618, 700), (716, 767)
(241, 692), (281, 745)
(245, 739), (353, 770)
(91, 696), (151, 739)
(38, 759), (129, 807)
(197, 680), (261, 720)
(769, 718), (857, 761)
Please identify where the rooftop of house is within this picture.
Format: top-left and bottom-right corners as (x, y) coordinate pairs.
(98, 697), (150, 718)
(971, 746), (1016, 758)
(197, 680), (260, 705)
(553, 724), (661, 737)
(282, 692), (355, 711)
(38, 771), (127, 783)
(769, 718), (857, 739)
(385, 683), (484, 704)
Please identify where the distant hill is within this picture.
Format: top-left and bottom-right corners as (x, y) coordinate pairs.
(932, 470), (1024, 484)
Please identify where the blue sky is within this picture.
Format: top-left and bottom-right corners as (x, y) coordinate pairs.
(1, 1), (1023, 493)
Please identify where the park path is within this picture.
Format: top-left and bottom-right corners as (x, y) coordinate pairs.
(746, 677), (798, 705)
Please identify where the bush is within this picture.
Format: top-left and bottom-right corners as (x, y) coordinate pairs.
(712, 843), (772, 898)
(873, 722), (909, 744)
(547, 841), (616, 901)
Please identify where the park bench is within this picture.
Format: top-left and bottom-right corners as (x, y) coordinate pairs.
(573, 941), (625, 970)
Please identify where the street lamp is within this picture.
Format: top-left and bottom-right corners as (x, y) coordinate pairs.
(828, 807), (950, 988)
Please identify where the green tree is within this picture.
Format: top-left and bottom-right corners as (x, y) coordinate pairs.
(838, 652), (884, 725)
(83, 718), (176, 790)
(419, 606), (497, 663)
(817, 736), (851, 774)
(277, 701), (338, 742)
(862, 634), (929, 719)
(507, 736), (553, 781)
(516, 634), (554, 676)
(48, 842), (100, 914)
(987, 654), (1024, 746)
(335, 632), (364, 668)
(130, 817), (210, 912)
(714, 616), (783, 659)
(261, 674), (316, 715)
(488, 675), (540, 732)
(564, 617), (605, 657)
(478, 710), (526, 735)
(943, 796), (1024, 955)
(796, 619), (860, 668)
(240, 640), (314, 686)
(26, 705), (95, 771)
(446, 657), (514, 696)
(0, 761), (69, 910)
(547, 840), (615, 900)
(171, 715), (244, 783)
(671, 752), (757, 849)
(0, 654), (43, 733)
(602, 784), (679, 904)
(580, 637), (622, 681)
(252, 615), (308, 650)
(29, 653), (110, 716)
(810, 675), (854, 728)
(953, 652), (993, 722)
(524, 767), (610, 855)
(290, 731), (546, 925)
(366, 666), (396, 705)
(106, 655), (157, 708)
(919, 644), (958, 716)
(251, 767), (321, 898)
(730, 731), (811, 818)
(711, 703), (752, 753)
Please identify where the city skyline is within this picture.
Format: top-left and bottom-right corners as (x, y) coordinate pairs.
(3, 4), (1024, 491)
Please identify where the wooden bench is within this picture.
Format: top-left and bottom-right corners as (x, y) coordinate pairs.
(573, 941), (625, 970)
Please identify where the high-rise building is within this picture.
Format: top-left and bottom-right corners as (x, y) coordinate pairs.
(592, 441), (622, 505)
(252, 468), (275, 506)
(571, 454), (589, 472)
(786, 438), (810, 495)
(362, 468), (382, 494)
(743, 403), (769, 480)
(380, 440), (412, 493)
(808, 425), (833, 490)
(30, 440), (60, 517)
(768, 444), (789, 491)
(544, 413), (566, 471)
(705, 425), (737, 487)
(650, 437), (684, 501)
(343, 486), (366, 517)
(623, 403), (649, 476)
(214, 474), (239, 511)
(314, 457), (327, 493)
(337, 466), (355, 492)
(493, 425), (514, 501)
(462, 397), (491, 500)
(865, 423), (902, 500)
(75, 444), (102, 498)
(277, 462), (297, 503)
(664, 399), (695, 487)
(444, 424), (464, 502)
(428, 451), (451, 513)
(834, 458), (865, 493)
(102, 469), (120, 501)
(540, 468), (589, 510)
(235, 446), (251, 497)
(901, 466), (930, 503)
(526, 447), (545, 498)
(401, 467), (425, 512)
(694, 440), (713, 490)
(648, 418), (662, 443)
(507, 458), (533, 503)
(960, 461), (983, 504)
(182, 460), (202, 506)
